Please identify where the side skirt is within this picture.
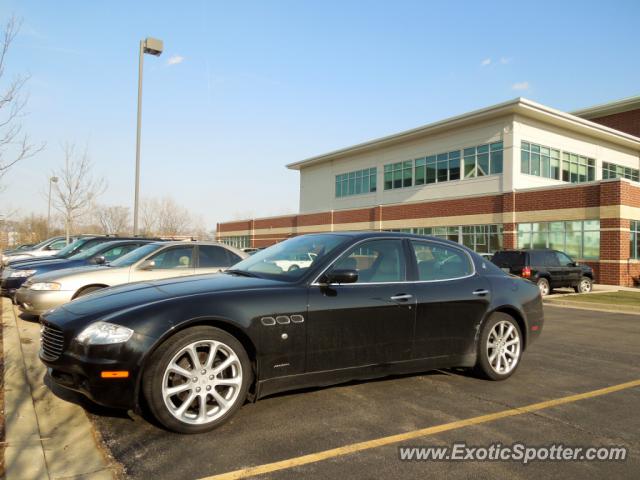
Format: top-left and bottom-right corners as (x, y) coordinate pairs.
(256, 353), (476, 400)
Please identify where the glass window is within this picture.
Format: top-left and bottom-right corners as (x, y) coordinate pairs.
(522, 141), (593, 184)
(49, 240), (68, 250)
(518, 221), (600, 259)
(603, 162), (640, 183)
(219, 236), (250, 249)
(415, 158), (426, 185)
(426, 156), (437, 184)
(332, 239), (406, 283)
(336, 167), (377, 197)
(150, 246), (194, 269)
(631, 221), (640, 260)
(198, 245), (235, 268)
(555, 251), (575, 267)
(411, 241), (473, 281)
(102, 245), (137, 262)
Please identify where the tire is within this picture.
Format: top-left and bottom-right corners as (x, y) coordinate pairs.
(474, 312), (523, 381)
(74, 286), (105, 298)
(536, 277), (550, 296)
(142, 326), (251, 434)
(288, 264), (300, 272)
(574, 276), (593, 294)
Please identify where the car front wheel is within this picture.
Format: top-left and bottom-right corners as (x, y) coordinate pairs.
(142, 326), (251, 433)
(574, 276), (593, 294)
(474, 313), (523, 381)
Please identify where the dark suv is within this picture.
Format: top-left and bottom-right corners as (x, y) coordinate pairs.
(491, 249), (594, 296)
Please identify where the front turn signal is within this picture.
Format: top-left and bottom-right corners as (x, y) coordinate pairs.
(101, 371), (129, 379)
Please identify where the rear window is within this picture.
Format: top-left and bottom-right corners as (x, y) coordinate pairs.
(491, 251), (526, 268)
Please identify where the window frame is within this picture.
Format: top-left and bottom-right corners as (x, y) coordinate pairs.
(409, 239), (475, 282)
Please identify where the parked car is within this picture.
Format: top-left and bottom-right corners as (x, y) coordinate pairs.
(16, 241), (247, 316)
(1, 243), (35, 256)
(1, 239), (155, 299)
(490, 249), (593, 296)
(39, 232), (543, 433)
(1, 236), (70, 265)
(271, 252), (317, 271)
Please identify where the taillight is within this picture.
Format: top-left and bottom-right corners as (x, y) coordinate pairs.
(522, 266), (531, 278)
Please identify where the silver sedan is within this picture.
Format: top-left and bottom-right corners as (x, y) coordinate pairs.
(15, 241), (246, 316)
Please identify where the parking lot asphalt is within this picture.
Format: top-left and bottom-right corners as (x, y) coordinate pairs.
(67, 305), (640, 479)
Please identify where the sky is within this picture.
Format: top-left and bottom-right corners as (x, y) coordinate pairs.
(1, 0), (639, 230)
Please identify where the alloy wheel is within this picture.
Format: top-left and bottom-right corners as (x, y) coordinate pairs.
(579, 279), (592, 293)
(537, 280), (549, 296)
(487, 320), (521, 375)
(161, 340), (243, 425)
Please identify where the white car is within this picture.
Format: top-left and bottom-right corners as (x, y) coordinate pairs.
(271, 252), (317, 272)
(2, 236), (69, 265)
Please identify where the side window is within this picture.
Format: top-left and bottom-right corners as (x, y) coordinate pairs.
(49, 240), (67, 250)
(529, 251), (545, 266)
(555, 252), (574, 267)
(543, 251), (560, 267)
(198, 246), (234, 268)
(102, 245), (138, 262)
(331, 239), (406, 283)
(150, 246), (194, 269)
(411, 241), (473, 281)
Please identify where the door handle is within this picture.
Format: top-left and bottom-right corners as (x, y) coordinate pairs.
(472, 289), (489, 296)
(390, 294), (413, 302)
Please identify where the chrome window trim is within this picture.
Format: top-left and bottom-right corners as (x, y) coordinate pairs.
(310, 236), (476, 286)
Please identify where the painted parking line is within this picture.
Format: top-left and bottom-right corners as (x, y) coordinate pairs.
(201, 379), (640, 480)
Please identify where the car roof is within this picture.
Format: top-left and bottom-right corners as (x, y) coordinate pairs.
(291, 231), (467, 249)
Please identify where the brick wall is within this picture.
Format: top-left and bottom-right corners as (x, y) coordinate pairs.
(588, 108), (640, 138)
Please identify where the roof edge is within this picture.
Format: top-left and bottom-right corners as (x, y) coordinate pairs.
(287, 97), (640, 170)
(572, 95), (640, 119)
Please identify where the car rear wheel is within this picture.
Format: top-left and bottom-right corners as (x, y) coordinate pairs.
(574, 276), (593, 294)
(474, 313), (523, 381)
(142, 326), (251, 434)
(536, 278), (550, 296)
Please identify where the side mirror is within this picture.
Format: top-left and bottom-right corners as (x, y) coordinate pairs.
(139, 259), (156, 271)
(320, 269), (358, 285)
(94, 255), (106, 265)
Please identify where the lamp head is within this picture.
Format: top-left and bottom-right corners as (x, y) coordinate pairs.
(143, 37), (163, 56)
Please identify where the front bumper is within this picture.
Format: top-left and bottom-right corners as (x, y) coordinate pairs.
(1, 277), (29, 299)
(15, 288), (74, 316)
(40, 323), (157, 410)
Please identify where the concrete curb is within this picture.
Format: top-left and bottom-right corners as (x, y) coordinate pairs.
(2, 298), (116, 479)
(3, 298), (49, 479)
(544, 300), (640, 315)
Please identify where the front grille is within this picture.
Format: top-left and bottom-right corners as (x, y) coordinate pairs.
(41, 322), (65, 361)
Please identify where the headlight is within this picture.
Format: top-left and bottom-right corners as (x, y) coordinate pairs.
(10, 269), (36, 278)
(76, 321), (134, 345)
(29, 282), (62, 291)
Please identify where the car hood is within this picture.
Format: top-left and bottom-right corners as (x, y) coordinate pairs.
(5, 255), (58, 267)
(12, 258), (80, 271)
(55, 272), (285, 319)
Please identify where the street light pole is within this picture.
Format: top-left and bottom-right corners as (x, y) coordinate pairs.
(47, 176), (58, 237)
(133, 37), (163, 236)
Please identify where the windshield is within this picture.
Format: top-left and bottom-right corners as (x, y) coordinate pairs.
(68, 242), (112, 260)
(54, 239), (84, 258)
(228, 234), (349, 281)
(110, 243), (162, 267)
(31, 237), (58, 250)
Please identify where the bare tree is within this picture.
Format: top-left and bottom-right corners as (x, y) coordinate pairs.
(95, 205), (130, 235)
(138, 196), (195, 237)
(0, 16), (44, 187)
(52, 143), (106, 241)
(157, 197), (191, 236)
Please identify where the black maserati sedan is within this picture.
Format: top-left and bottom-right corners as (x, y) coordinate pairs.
(39, 232), (544, 433)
